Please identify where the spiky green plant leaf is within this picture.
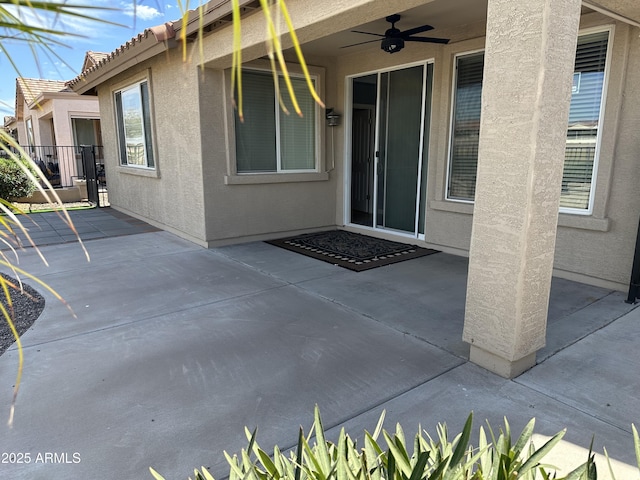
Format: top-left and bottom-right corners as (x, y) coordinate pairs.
(633, 424), (640, 472)
(450, 412), (474, 467)
(384, 431), (412, 479)
(408, 452), (430, 480)
(513, 419), (535, 460)
(517, 430), (566, 478)
(426, 454), (450, 480)
(149, 467), (166, 480)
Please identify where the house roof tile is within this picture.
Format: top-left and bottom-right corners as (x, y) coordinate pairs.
(67, 0), (258, 94)
(67, 22), (176, 91)
(16, 78), (71, 105)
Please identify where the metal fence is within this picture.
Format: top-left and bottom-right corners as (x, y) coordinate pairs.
(1, 145), (104, 189)
(1, 144), (108, 206)
(29, 145), (104, 188)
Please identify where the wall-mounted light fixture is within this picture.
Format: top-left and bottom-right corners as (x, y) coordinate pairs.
(326, 108), (341, 127)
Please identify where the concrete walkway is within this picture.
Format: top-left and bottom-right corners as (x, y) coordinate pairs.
(10, 207), (160, 247)
(0, 213), (638, 479)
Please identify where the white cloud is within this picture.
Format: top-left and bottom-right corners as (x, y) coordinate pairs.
(121, 3), (163, 21)
(2, 3), (118, 39)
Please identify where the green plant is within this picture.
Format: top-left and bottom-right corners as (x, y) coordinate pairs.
(0, 156), (36, 200)
(150, 406), (627, 480)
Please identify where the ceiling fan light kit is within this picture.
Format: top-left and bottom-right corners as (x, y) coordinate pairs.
(381, 36), (404, 53)
(342, 13), (449, 54)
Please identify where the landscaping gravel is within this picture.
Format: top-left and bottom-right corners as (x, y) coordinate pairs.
(0, 274), (45, 356)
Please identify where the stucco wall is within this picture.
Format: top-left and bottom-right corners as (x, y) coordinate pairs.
(95, 36), (340, 247)
(51, 98), (100, 146)
(553, 21), (640, 287)
(21, 95), (100, 146)
(333, 26), (486, 253)
(333, 12), (639, 289)
(199, 54), (339, 245)
(96, 46), (208, 245)
(89, 1), (639, 289)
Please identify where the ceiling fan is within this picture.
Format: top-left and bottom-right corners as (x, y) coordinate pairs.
(342, 14), (449, 54)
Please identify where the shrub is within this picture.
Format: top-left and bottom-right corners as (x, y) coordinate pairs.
(0, 157), (36, 200)
(150, 406), (640, 480)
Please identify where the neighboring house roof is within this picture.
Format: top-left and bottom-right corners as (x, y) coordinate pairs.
(3, 116), (16, 128)
(15, 77), (79, 120)
(81, 51), (110, 73)
(16, 78), (71, 106)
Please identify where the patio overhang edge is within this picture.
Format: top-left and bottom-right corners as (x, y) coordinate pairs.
(582, 0), (640, 26)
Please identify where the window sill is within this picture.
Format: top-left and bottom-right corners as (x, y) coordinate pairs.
(557, 213), (609, 232)
(117, 165), (159, 178)
(430, 200), (610, 232)
(429, 199), (474, 215)
(224, 172), (329, 185)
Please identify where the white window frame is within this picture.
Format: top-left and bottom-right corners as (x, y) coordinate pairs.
(233, 66), (322, 175)
(444, 27), (613, 215)
(114, 79), (155, 170)
(445, 49), (484, 205)
(559, 25), (613, 215)
(25, 117), (35, 148)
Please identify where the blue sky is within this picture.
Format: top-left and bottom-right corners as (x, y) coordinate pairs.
(0, 1), (184, 117)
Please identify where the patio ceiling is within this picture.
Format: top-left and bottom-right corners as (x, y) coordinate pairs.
(301, 0), (488, 57)
(299, 0), (615, 58)
(585, 0), (640, 24)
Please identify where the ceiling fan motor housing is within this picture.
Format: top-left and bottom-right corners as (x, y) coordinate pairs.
(342, 13), (447, 53)
(382, 36), (404, 53)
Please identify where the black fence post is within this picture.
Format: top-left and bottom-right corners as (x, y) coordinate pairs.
(81, 145), (99, 206)
(626, 214), (640, 303)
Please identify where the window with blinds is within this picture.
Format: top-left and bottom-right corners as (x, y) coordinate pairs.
(446, 29), (610, 211)
(235, 70), (317, 173)
(447, 53), (484, 200)
(561, 30), (609, 211)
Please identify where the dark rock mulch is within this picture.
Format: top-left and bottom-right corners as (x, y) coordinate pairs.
(0, 274), (45, 356)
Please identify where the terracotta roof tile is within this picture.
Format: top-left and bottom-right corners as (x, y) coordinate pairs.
(67, 23), (176, 89)
(87, 51), (109, 64)
(16, 78), (71, 105)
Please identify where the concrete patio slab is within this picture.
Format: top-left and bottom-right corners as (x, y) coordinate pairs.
(519, 306), (640, 433)
(12, 207), (160, 247)
(0, 234), (462, 479)
(327, 362), (639, 480)
(0, 219), (637, 480)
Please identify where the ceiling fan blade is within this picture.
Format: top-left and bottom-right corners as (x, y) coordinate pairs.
(340, 38), (384, 48)
(350, 30), (386, 37)
(398, 24), (434, 37)
(405, 36), (450, 44)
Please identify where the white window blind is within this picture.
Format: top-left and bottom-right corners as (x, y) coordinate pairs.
(448, 53), (483, 201)
(235, 70), (317, 173)
(446, 30), (609, 211)
(279, 76), (316, 170)
(235, 71), (277, 172)
(561, 30), (609, 210)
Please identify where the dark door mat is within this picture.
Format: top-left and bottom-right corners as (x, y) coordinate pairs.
(266, 230), (439, 272)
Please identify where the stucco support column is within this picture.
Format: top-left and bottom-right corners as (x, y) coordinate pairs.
(462, 0), (582, 378)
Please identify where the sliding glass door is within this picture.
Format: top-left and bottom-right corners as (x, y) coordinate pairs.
(350, 63), (432, 236)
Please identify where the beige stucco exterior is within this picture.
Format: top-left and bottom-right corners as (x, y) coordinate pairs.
(16, 87), (100, 149)
(80, 1), (640, 283)
(15, 79), (101, 186)
(72, 0), (640, 375)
